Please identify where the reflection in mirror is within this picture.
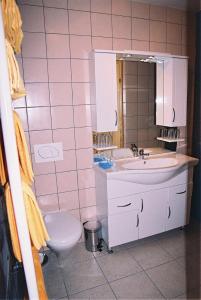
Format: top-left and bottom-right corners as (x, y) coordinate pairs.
(116, 59), (162, 149)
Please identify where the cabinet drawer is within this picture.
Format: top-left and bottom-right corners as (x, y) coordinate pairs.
(108, 195), (142, 215)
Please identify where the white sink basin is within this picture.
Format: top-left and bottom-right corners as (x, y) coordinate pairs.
(122, 157), (178, 170)
(109, 156), (185, 185)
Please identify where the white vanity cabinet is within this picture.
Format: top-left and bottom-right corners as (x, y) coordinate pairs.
(96, 168), (193, 250)
(90, 52), (118, 132)
(156, 57), (188, 127)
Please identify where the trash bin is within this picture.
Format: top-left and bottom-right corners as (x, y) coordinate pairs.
(83, 220), (102, 252)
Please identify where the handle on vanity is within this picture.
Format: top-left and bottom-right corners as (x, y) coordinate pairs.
(141, 199), (144, 212)
(117, 203), (131, 208)
(168, 206), (171, 219)
(115, 110), (118, 127)
(136, 214), (139, 227)
(172, 108), (175, 123)
(176, 190), (187, 195)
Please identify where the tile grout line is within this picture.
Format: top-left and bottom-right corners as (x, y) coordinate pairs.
(18, 10), (38, 195)
(67, 2), (82, 225)
(94, 253), (118, 300)
(58, 247), (110, 297)
(144, 269), (167, 299)
(42, 0), (60, 210)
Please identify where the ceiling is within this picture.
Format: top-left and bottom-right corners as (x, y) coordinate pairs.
(134, 0), (188, 10)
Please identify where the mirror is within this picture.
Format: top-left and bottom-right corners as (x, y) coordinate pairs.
(116, 58), (161, 149)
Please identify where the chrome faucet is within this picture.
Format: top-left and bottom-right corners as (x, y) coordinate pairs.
(139, 149), (149, 160)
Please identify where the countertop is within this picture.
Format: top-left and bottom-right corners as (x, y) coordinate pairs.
(93, 152), (199, 177)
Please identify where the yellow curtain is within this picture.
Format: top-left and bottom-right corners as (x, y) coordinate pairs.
(2, 0), (23, 54)
(2, 0), (26, 100)
(13, 111), (34, 185)
(5, 39), (26, 100)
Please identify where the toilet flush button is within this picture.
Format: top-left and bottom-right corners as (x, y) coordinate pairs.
(34, 143), (63, 163)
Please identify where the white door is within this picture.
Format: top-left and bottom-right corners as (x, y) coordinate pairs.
(166, 184), (188, 231)
(108, 210), (139, 247)
(94, 52), (118, 132)
(163, 58), (187, 127)
(139, 189), (168, 239)
(172, 58), (187, 127)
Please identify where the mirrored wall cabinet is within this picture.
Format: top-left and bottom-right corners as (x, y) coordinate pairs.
(90, 50), (188, 134)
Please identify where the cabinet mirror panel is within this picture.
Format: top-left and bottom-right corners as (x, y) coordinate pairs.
(117, 59), (161, 149)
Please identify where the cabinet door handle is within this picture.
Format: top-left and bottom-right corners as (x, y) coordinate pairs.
(136, 214), (139, 227)
(176, 190), (186, 195)
(141, 199), (143, 212)
(168, 206), (171, 219)
(115, 110), (118, 127)
(172, 108), (175, 122)
(117, 203), (131, 208)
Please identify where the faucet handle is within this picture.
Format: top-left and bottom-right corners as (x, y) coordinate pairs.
(139, 149), (144, 156)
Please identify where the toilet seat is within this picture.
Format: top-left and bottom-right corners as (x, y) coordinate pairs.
(44, 211), (82, 250)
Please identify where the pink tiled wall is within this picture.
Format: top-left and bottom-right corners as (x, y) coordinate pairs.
(15, 0), (188, 223)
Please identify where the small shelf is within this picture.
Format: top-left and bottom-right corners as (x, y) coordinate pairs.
(93, 145), (118, 151)
(157, 137), (185, 143)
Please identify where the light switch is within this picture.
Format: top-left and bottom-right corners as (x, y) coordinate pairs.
(34, 143), (63, 163)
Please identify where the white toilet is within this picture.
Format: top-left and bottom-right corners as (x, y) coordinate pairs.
(44, 211), (82, 263)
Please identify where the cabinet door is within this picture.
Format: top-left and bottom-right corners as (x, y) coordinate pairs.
(139, 189), (168, 239)
(156, 57), (188, 127)
(166, 184), (188, 231)
(108, 210), (139, 247)
(172, 58), (187, 127)
(163, 58), (187, 127)
(94, 52), (118, 132)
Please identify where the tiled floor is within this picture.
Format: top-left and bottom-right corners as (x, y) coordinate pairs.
(43, 220), (201, 299)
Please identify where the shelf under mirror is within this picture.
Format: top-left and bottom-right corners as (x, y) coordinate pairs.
(157, 137), (185, 143)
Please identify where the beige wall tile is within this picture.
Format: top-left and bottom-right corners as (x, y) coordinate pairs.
(132, 39), (149, 51)
(150, 21), (166, 43)
(150, 5), (166, 21)
(166, 7), (183, 24)
(132, 2), (149, 19)
(167, 23), (182, 45)
(112, 0), (131, 17)
(132, 18), (149, 41)
(150, 42), (166, 53)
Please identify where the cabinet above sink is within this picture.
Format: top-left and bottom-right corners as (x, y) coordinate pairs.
(156, 57), (188, 127)
(90, 50), (188, 134)
(90, 52), (118, 132)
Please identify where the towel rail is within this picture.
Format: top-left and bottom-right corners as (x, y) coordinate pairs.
(0, 5), (39, 300)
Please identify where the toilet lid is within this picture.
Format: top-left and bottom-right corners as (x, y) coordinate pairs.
(44, 211), (82, 247)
